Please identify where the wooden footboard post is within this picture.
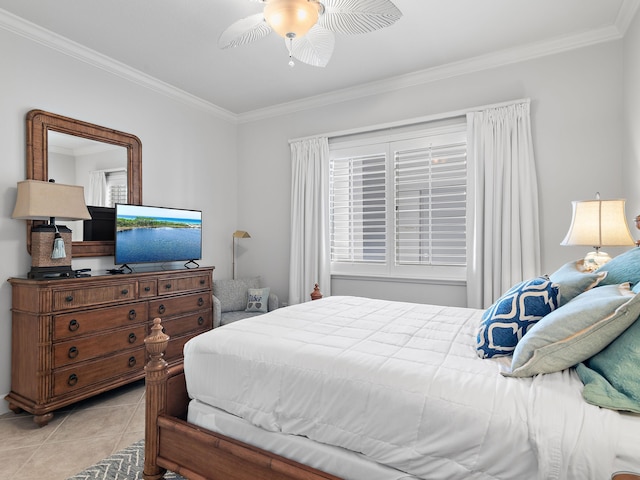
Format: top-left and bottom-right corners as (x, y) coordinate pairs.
(143, 318), (170, 480)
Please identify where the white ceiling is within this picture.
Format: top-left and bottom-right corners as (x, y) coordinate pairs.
(0, 0), (636, 117)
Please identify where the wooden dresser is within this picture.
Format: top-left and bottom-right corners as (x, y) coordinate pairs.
(6, 266), (214, 426)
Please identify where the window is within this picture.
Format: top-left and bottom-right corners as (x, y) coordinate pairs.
(105, 169), (128, 207)
(329, 124), (467, 280)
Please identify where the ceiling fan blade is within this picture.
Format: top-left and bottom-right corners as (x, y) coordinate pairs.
(290, 26), (335, 67)
(218, 13), (272, 49)
(319, 0), (402, 35)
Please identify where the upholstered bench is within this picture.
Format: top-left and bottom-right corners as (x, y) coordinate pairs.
(213, 277), (278, 328)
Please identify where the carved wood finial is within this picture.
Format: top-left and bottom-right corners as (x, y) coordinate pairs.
(310, 283), (323, 301)
(144, 318), (170, 366)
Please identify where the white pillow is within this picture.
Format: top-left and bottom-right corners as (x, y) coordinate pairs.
(504, 284), (640, 378)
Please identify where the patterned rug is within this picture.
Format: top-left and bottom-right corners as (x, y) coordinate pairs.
(67, 440), (186, 480)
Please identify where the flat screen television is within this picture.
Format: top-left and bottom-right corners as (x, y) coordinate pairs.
(114, 204), (202, 267)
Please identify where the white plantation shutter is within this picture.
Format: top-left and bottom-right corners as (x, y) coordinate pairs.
(330, 151), (387, 264)
(330, 124), (467, 279)
(105, 170), (128, 207)
(394, 139), (466, 267)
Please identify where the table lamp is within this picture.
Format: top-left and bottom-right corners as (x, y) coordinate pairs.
(561, 193), (635, 271)
(12, 179), (91, 279)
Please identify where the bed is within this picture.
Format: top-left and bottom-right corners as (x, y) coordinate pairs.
(143, 293), (640, 480)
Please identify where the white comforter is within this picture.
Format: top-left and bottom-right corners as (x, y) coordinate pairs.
(184, 296), (633, 480)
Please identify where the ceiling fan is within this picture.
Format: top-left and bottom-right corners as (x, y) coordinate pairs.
(218, 0), (402, 67)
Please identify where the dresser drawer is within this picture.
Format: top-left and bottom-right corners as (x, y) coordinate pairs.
(149, 292), (212, 319)
(139, 280), (157, 298)
(161, 310), (212, 338)
(52, 281), (137, 311)
(53, 303), (148, 340)
(156, 272), (211, 296)
(53, 347), (145, 397)
(53, 325), (147, 368)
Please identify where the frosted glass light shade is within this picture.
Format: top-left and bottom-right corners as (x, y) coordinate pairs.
(264, 0), (320, 38)
(561, 199), (634, 248)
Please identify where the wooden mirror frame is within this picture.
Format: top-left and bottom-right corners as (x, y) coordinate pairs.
(26, 109), (142, 257)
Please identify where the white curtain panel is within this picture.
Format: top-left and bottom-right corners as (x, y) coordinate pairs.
(289, 137), (331, 305)
(87, 170), (108, 207)
(466, 101), (541, 309)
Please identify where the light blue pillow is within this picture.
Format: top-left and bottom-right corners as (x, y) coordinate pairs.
(476, 277), (559, 359)
(576, 317), (640, 413)
(504, 283), (640, 377)
(549, 259), (606, 306)
(596, 247), (640, 286)
(245, 287), (270, 313)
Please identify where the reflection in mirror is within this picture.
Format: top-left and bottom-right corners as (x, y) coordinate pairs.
(48, 131), (128, 241)
(27, 109), (142, 257)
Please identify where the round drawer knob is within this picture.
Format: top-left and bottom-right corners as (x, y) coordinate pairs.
(68, 319), (80, 332)
(158, 304), (166, 315)
(197, 297), (204, 307)
(65, 295), (74, 303)
(128, 356), (137, 368)
(68, 346), (79, 359)
(128, 309), (137, 320)
(197, 316), (204, 326)
(164, 283), (172, 290)
(67, 374), (78, 386)
(128, 332), (137, 344)
(199, 279), (205, 285)
(121, 289), (129, 295)
(144, 286), (151, 292)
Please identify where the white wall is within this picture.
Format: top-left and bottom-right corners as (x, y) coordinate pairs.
(1, 20), (637, 417)
(0, 28), (238, 414)
(623, 10), (640, 216)
(237, 40), (627, 307)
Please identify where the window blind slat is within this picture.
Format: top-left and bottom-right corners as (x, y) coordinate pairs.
(330, 127), (467, 271)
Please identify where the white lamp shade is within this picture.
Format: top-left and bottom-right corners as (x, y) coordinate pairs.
(12, 180), (91, 221)
(561, 199), (634, 247)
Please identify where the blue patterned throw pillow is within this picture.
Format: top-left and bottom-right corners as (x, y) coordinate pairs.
(476, 277), (560, 359)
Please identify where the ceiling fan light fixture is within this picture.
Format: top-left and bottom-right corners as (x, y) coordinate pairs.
(264, 0), (320, 38)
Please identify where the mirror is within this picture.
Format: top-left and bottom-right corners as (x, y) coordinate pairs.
(48, 131), (128, 242)
(26, 109), (142, 257)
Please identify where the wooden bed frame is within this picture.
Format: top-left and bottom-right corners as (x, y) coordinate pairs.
(144, 318), (640, 480)
(143, 318), (342, 480)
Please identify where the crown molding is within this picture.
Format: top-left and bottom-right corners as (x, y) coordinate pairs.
(0, 8), (237, 124)
(238, 23), (625, 123)
(616, 0), (640, 35)
(2, 5), (635, 126)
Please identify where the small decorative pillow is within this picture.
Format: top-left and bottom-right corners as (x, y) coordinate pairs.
(504, 283), (640, 378)
(596, 247), (640, 286)
(549, 259), (606, 307)
(476, 276), (560, 359)
(576, 315), (640, 413)
(246, 287), (270, 313)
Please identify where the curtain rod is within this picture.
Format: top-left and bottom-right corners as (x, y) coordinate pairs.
(288, 97), (530, 144)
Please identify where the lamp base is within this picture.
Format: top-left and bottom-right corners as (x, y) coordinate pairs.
(28, 265), (73, 279)
(31, 224), (72, 269)
(583, 250), (612, 272)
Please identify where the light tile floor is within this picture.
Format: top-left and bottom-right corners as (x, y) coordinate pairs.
(0, 379), (146, 480)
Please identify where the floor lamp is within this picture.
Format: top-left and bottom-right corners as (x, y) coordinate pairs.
(232, 230), (250, 279)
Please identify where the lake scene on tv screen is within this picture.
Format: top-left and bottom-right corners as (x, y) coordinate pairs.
(116, 205), (202, 264)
